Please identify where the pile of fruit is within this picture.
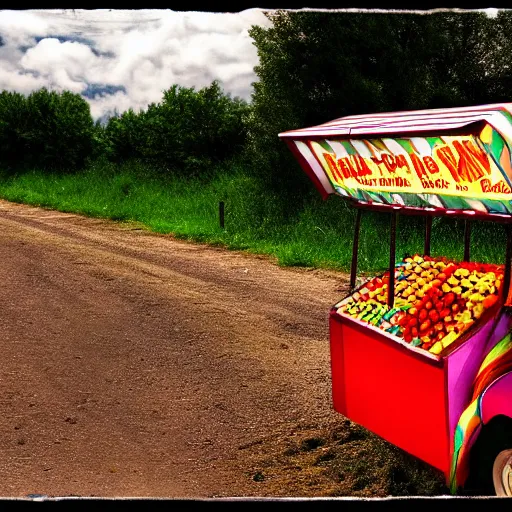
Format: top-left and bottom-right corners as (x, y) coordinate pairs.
(337, 254), (504, 355)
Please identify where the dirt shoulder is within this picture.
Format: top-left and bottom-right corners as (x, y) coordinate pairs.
(0, 199), (447, 499)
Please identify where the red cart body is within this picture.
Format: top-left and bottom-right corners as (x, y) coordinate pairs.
(329, 298), (510, 479)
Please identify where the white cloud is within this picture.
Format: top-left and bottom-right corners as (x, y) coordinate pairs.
(20, 38), (98, 93)
(0, 10), (48, 42)
(0, 8), (273, 121)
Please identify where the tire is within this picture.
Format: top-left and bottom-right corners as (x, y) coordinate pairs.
(463, 415), (512, 496)
(493, 448), (512, 496)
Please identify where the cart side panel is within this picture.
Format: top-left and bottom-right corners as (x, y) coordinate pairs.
(329, 314), (346, 413)
(446, 311), (512, 454)
(329, 312), (450, 474)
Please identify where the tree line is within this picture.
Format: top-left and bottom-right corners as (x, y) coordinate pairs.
(0, 81), (249, 179)
(1, 10), (512, 203)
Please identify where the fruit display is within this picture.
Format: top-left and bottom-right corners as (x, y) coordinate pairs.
(336, 254), (504, 355)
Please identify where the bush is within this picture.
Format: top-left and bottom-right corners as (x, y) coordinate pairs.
(0, 90), (32, 173)
(103, 81), (251, 178)
(24, 88), (95, 172)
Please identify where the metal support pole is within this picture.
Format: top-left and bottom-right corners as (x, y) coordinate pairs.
(424, 216), (432, 256)
(388, 212), (397, 309)
(463, 220), (471, 262)
(350, 209), (362, 291)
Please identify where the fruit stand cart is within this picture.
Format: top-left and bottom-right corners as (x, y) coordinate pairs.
(279, 103), (512, 496)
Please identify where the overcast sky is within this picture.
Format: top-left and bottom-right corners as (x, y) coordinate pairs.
(0, 8), (502, 123)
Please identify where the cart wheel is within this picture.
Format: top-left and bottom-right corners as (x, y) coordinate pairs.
(493, 448), (512, 496)
(463, 415), (512, 496)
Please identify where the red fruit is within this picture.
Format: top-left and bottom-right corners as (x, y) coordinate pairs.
(398, 314), (409, 327)
(419, 309), (428, 322)
(425, 300), (433, 310)
(404, 331), (413, 343)
(431, 279), (442, 289)
(408, 316), (418, 327)
(435, 300), (444, 311)
(451, 303), (460, 313)
(483, 294), (499, 309)
(428, 288), (443, 304)
(419, 319), (431, 332)
(434, 322), (444, 332)
(437, 272), (447, 281)
(411, 326), (419, 337)
(443, 292), (456, 306)
(367, 281), (376, 291)
(428, 310), (440, 323)
(440, 308), (451, 318)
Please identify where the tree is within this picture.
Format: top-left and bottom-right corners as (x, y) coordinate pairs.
(104, 81), (250, 178)
(0, 91), (31, 173)
(246, 10), (510, 204)
(24, 88), (95, 172)
(103, 108), (146, 163)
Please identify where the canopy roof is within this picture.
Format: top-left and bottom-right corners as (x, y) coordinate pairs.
(279, 103), (512, 140)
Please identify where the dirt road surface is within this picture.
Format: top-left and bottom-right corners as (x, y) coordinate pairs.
(0, 199), (448, 501)
(0, 198), (349, 499)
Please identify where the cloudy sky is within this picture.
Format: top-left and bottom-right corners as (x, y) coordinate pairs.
(0, 8), (274, 122)
(0, 8), (502, 123)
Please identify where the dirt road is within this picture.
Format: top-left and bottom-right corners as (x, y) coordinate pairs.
(0, 198), (367, 499)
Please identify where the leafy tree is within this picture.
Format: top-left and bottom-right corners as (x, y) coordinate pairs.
(23, 88), (95, 172)
(103, 108), (146, 163)
(104, 81), (250, 178)
(0, 91), (31, 173)
(145, 81), (250, 176)
(246, 10), (512, 205)
(90, 118), (110, 162)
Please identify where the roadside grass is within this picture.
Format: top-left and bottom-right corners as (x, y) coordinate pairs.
(0, 159), (506, 274)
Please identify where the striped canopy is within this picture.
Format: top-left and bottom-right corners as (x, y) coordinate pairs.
(279, 103), (512, 140)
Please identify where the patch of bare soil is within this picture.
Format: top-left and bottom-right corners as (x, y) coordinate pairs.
(0, 199), (448, 500)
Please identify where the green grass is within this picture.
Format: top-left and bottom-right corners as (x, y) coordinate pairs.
(0, 159), (507, 274)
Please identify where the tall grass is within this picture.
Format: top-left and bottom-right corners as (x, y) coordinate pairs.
(0, 159), (506, 274)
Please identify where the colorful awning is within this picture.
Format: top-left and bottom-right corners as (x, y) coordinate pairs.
(279, 104), (512, 219)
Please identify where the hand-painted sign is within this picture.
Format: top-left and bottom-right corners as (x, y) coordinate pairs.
(279, 104), (512, 215)
(309, 127), (512, 213)
(314, 131), (511, 198)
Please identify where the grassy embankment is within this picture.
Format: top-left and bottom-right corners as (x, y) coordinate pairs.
(0, 159), (506, 275)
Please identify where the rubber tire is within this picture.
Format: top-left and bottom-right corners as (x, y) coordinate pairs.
(492, 448), (512, 496)
(463, 415), (512, 496)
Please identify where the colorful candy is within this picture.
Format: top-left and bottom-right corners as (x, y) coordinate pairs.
(337, 254), (504, 355)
